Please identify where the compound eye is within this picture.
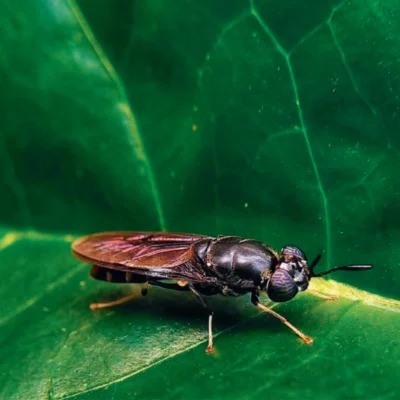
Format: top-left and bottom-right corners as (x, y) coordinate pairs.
(267, 269), (298, 303)
(281, 245), (306, 261)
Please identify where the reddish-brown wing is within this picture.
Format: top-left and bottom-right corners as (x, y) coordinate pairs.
(71, 231), (209, 271)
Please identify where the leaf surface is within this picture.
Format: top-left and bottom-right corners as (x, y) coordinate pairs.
(0, 232), (399, 399)
(0, 0), (399, 398)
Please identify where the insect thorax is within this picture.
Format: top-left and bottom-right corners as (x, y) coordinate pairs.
(202, 236), (278, 290)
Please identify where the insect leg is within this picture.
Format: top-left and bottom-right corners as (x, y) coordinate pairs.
(251, 292), (313, 344)
(188, 284), (214, 353)
(141, 282), (149, 296)
(90, 292), (140, 310)
(307, 290), (338, 301)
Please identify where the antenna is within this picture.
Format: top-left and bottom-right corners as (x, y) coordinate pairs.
(308, 252), (373, 277)
(309, 252), (322, 271)
(311, 264), (373, 278)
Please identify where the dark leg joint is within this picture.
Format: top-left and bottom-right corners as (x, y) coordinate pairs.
(251, 291), (259, 306)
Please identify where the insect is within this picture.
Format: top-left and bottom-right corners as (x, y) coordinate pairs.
(71, 231), (373, 353)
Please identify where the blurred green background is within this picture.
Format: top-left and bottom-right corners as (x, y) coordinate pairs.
(0, 0), (399, 399)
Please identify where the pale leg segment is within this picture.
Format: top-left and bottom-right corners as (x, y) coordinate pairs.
(188, 284), (215, 353)
(90, 292), (139, 310)
(251, 292), (313, 344)
(206, 313), (214, 353)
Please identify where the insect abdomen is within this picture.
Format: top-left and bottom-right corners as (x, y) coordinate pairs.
(90, 265), (148, 284)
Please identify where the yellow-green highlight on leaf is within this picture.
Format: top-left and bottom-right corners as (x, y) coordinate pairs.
(0, 230), (76, 250)
(309, 279), (400, 313)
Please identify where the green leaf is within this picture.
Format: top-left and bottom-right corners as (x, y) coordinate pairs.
(1, 0), (400, 398)
(0, 232), (399, 400)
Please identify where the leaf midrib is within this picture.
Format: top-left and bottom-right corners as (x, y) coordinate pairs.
(67, 0), (166, 231)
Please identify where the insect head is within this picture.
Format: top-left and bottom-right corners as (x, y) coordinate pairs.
(266, 245), (370, 303)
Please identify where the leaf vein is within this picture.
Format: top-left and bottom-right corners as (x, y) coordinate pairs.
(251, 128), (302, 168)
(251, 5), (332, 268)
(58, 309), (266, 399)
(67, 0), (166, 231)
(197, 11), (252, 88)
(197, 10), (251, 231)
(289, 0), (347, 53)
(0, 263), (85, 326)
(328, 21), (377, 115)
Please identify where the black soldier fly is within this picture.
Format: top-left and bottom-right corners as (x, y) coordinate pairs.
(71, 231), (373, 353)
